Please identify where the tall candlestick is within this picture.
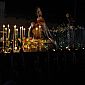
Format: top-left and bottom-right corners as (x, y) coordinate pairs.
(21, 26), (24, 50)
(16, 29), (18, 47)
(20, 27), (21, 40)
(8, 28), (10, 47)
(36, 27), (38, 38)
(5, 28), (7, 47)
(28, 26), (31, 38)
(8, 29), (10, 40)
(3, 25), (5, 52)
(7, 24), (9, 38)
(28, 28), (29, 38)
(14, 25), (17, 50)
(8, 29), (10, 39)
(16, 29), (18, 35)
(24, 28), (25, 37)
(7, 24), (9, 47)
(39, 25), (41, 38)
(23, 28), (25, 51)
(22, 26), (23, 39)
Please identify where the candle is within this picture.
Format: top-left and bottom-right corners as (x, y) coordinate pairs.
(16, 29), (18, 36)
(7, 24), (9, 39)
(20, 27), (21, 40)
(7, 24), (9, 47)
(3, 25), (5, 52)
(22, 26), (23, 39)
(39, 25), (41, 38)
(14, 25), (17, 49)
(24, 28), (25, 37)
(5, 28), (7, 46)
(28, 26), (31, 38)
(22, 26), (24, 50)
(28, 28), (29, 38)
(16, 29), (18, 47)
(8, 29), (10, 47)
(8, 29), (10, 40)
(36, 27), (38, 31)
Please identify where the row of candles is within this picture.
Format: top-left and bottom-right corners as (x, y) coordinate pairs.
(2, 24), (42, 52)
(2, 24), (27, 52)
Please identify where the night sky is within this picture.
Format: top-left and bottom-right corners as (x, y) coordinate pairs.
(1, 0), (85, 25)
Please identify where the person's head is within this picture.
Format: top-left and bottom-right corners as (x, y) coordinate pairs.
(36, 7), (42, 17)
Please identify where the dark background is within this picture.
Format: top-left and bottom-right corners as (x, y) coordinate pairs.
(1, 0), (85, 25)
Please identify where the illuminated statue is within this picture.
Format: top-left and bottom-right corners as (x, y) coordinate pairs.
(29, 7), (45, 39)
(29, 7), (57, 49)
(37, 7), (42, 18)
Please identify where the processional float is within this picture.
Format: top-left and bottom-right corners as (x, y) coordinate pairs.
(1, 7), (57, 53)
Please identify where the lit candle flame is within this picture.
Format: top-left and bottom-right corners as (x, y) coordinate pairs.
(36, 27), (38, 30)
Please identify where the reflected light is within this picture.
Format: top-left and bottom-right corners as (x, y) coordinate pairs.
(61, 49), (62, 51)
(60, 46), (62, 47)
(53, 49), (55, 51)
(82, 48), (84, 50)
(68, 49), (70, 51)
(75, 49), (78, 50)
(66, 46), (69, 49)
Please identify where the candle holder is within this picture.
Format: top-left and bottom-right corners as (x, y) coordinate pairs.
(3, 25), (5, 52)
(14, 26), (16, 47)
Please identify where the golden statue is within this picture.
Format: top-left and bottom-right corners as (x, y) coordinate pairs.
(32, 7), (45, 39)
